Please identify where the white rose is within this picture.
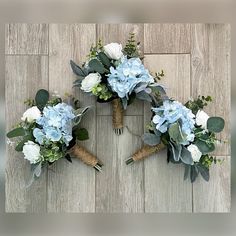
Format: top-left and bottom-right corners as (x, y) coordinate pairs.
(187, 144), (202, 163)
(81, 73), (101, 92)
(22, 141), (41, 164)
(195, 110), (209, 129)
(104, 43), (123, 60)
(21, 106), (41, 123)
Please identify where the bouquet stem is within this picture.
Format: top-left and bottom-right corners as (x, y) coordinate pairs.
(126, 143), (166, 165)
(112, 98), (124, 135)
(69, 145), (103, 171)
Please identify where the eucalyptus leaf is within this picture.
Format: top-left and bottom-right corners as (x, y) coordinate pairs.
(142, 133), (160, 146)
(88, 59), (106, 74)
(35, 89), (49, 109)
(7, 127), (25, 138)
(98, 52), (111, 68)
(181, 147), (194, 165)
(70, 60), (86, 77)
(207, 117), (225, 133)
(136, 91), (152, 102)
(195, 140), (215, 154)
(197, 164), (210, 181)
(15, 134), (33, 152)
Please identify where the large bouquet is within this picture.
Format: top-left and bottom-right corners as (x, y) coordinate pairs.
(7, 89), (102, 184)
(70, 33), (164, 135)
(126, 95), (225, 182)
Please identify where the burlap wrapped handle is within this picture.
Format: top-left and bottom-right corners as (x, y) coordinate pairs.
(111, 98), (124, 135)
(126, 143), (166, 164)
(69, 145), (103, 171)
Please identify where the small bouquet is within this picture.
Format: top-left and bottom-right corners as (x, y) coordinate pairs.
(126, 96), (225, 182)
(7, 89), (102, 184)
(70, 33), (164, 135)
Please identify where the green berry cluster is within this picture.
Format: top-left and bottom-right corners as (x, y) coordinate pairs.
(92, 84), (113, 101)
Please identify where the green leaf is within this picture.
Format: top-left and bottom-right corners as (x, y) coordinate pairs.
(190, 165), (199, 183)
(168, 122), (185, 144)
(184, 165), (191, 180)
(207, 117), (225, 133)
(88, 59), (106, 74)
(195, 140), (215, 154)
(74, 128), (89, 141)
(70, 60), (86, 77)
(98, 52), (112, 68)
(15, 134), (34, 152)
(35, 89), (49, 109)
(7, 127), (25, 138)
(181, 147), (194, 165)
(197, 164), (210, 181)
(142, 133), (160, 146)
(169, 142), (182, 162)
(136, 91), (152, 102)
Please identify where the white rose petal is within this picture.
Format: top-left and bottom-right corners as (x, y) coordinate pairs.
(104, 43), (123, 60)
(195, 110), (209, 129)
(81, 73), (102, 92)
(187, 144), (202, 163)
(21, 106), (41, 123)
(22, 141), (41, 164)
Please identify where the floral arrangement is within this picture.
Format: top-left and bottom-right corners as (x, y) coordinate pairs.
(70, 33), (164, 135)
(7, 89), (102, 184)
(126, 95), (225, 182)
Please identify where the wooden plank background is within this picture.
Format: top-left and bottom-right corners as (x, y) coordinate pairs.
(5, 23), (231, 213)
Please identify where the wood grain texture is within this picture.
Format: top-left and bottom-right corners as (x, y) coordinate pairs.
(5, 24), (48, 55)
(193, 156), (231, 212)
(191, 24), (231, 156)
(5, 23), (230, 213)
(144, 24), (191, 54)
(96, 116), (144, 212)
(47, 24), (96, 212)
(144, 54), (192, 212)
(5, 56), (48, 212)
(96, 24), (144, 116)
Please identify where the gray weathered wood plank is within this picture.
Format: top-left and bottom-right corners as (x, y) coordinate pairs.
(5, 24), (48, 55)
(96, 24), (144, 116)
(193, 156), (230, 212)
(144, 24), (191, 54)
(144, 54), (192, 212)
(5, 56), (48, 212)
(191, 24), (230, 156)
(47, 24), (96, 212)
(96, 116), (144, 212)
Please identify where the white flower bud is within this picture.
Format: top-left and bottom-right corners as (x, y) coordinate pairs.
(22, 141), (41, 164)
(81, 73), (101, 92)
(104, 43), (123, 60)
(21, 106), (41, 123)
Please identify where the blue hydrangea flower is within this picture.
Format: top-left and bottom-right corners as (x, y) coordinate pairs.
(152, 100), (195, 144)
(33, 103), (75, 146)
(107, 57), (154, 98)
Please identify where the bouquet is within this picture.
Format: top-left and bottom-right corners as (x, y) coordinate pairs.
(70, 33), (164, 135)
(126, 95), (225, 182)
(7, 89), (103, 184)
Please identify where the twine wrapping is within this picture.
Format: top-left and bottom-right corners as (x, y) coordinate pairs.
(126, 143), (166, 164)
(69, 145), (102, 170)
(112, 98), (124, 134)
